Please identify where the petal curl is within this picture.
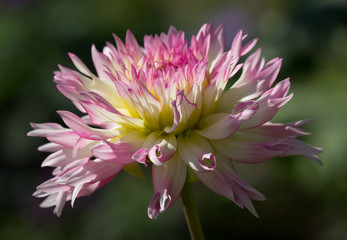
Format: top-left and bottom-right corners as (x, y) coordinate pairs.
(140, 131), (177, 166)
(165, 90), (197, 134)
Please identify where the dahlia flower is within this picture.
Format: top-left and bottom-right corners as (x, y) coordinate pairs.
(28, 24), (321, 219)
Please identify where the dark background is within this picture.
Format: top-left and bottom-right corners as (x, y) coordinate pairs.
(1, 0), (346, 239)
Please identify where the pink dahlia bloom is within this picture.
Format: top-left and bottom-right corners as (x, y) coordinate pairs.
(28, 24), (322, 218)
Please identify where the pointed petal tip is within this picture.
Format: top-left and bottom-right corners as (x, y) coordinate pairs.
(309, 152), (323, 165)
(91, 44), (99, 54)
(252, 210), (260, 219)
(27, 131), (34, 137)
(54, 209), (62, 218)
(67, 52), (75, 58)
(56, 110), (70, 120)
(236, 29), (243, 36)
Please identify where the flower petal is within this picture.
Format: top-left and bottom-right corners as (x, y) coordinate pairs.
(92, 44), (112, 80)
(164, 90), (197, 134)
(202, 54), (238, 116)
(196, 101), (258, 140)
(47, 131), (82, 149)
(241, 79), (293, 129)
(126, 81), (161, 129)
(195, 152), (265, 217)
(92, 131), (146, 165)
(34, 159), (123, 216)
(218, 51), (283, 113)
(79, 96), (145, 129)
(132, 148), (148, 166)
(143, 131), (177, 166)
(274, 138), (322, 164)
(211, 128), (322, 164)
(92, 141), (135, 165)
(178, 130), (216, 171)
(125, 30), (143, 63)
(27, 122), (64, 137)
(192, 23), (225, 69)
(210, 135), (290, 164)
(68, 53), (94, 77)
(148, 153), (187, 219)
(38, 143), (64, 152)
(238, 120), (313, 141)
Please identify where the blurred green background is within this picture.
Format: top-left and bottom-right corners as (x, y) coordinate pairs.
(0, 0), (346, 239)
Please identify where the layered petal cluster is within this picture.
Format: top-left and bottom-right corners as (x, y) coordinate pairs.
(28, 24), (322, 218)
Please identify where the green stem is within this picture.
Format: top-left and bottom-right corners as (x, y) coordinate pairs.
(181, 180), (205, 240)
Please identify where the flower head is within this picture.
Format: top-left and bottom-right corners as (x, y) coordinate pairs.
(28, 24), (322, 219)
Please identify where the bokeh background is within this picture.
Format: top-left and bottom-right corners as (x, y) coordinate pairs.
(1, 0), (346, 239)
